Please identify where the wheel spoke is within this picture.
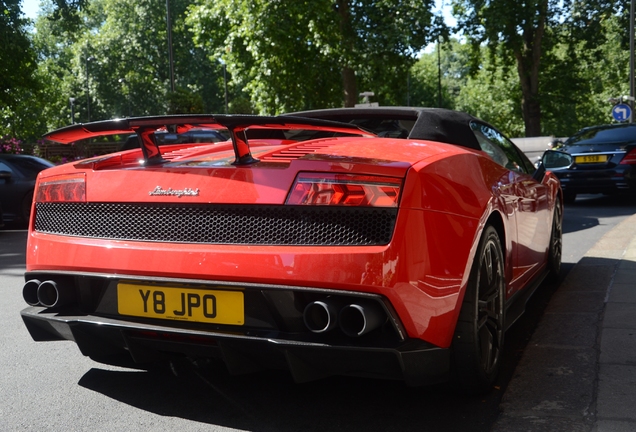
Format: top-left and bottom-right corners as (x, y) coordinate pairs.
(484, 245), (493, 283)
(476, 238), (504, 374)
(479, 324), (496, 370)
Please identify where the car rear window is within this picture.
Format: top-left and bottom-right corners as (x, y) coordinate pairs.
(567, 126), (636, 146)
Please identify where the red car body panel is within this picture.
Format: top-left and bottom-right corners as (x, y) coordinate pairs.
(21, 109), (563, 385)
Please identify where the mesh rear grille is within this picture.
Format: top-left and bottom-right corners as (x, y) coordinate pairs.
(34, 202), (397, 245)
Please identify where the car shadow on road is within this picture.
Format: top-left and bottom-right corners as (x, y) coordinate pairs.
(76, 275), (573, 432)
(70, 256), (584, 432)
(77, 360), (499, 432)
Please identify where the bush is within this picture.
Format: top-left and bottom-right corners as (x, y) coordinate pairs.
(0, 136), (24, 154)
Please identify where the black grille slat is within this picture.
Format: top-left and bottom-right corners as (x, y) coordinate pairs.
(35, 203), (397, 246)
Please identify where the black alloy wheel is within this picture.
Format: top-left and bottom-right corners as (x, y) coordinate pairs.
(547, 197), (563, 280)
(452, 225), (505, 394)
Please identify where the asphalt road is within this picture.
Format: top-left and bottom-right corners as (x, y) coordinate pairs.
(1, 193), (634, 432)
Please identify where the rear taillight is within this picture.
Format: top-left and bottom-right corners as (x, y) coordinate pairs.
(620, 148), (636, 165)
(286, 173), (401, 207)
(35, 173), (86, 202)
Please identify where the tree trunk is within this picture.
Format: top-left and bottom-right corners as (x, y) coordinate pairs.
(337, 0), (357, 107)
(514, 3), (547, 137)
(342, 66), (357, 107)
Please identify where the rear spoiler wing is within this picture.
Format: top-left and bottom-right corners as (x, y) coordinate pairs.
(43, 114), (375, 166)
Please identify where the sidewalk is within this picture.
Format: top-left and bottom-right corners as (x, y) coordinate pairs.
(491, 213), (636, 432)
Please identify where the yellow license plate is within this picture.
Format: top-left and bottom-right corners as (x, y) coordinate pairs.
(117, 283), (244, 325)
(575, 155), (608, 164)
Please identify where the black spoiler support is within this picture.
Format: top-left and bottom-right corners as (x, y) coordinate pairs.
(43, 114), (374, 166)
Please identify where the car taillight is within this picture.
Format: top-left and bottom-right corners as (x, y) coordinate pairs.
(35, 173), (86, 202)
(286, 173), (401, 207)
(620, 148), (636, 165)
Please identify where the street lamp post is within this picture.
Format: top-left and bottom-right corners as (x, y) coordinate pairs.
(166, 0), (175, 93)
(437, 37), (442, 108)
(222, 62), (228, 113)
(630, 0), (634, 122)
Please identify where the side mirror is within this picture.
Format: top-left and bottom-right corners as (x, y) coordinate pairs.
(532, 150), (573, 182)
(542, 150), (573, 170)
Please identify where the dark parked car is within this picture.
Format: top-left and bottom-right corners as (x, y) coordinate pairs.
(550, 123), (636, 203)
(0, 154), (54, 226)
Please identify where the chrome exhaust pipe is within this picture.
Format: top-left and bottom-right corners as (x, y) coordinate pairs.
(339, 301), (385, 337)
(23, 279), (42, 306)
(303, 299), (341, 333)
(37, 280), (74, 308)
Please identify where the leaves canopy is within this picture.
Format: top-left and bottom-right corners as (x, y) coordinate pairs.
(186, 0), (437, 114)
(451, 0), (620, 136)
(0, 0), (39, 137)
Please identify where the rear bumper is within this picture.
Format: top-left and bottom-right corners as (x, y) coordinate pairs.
(555, 166), (636, 194)
(21, 306), (450, 386)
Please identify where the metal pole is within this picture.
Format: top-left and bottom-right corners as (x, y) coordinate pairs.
(407, 71), (410, 107)
(223, 63), (228, 113)
(86, 56), (91, 122)
(437, 37), (442, 108)
(166, 0), (175, 93)
(631, 0), (634, 122)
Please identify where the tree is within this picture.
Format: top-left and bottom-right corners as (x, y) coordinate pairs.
(28, 0), (227, 130)
(452, 0), (618, 136)
(409, 38), (473, 110)
(187, 0), (438, 113)
(0, 0), (39, 138)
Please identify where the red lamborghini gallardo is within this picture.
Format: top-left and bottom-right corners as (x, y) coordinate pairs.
(20, 108), (569, 393)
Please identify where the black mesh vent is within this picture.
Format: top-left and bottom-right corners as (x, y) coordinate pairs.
(34, 202), (397, 245)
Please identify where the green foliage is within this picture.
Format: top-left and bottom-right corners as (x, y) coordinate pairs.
(5, 0), (635, 143)
(409, 39), (474, 109)
(0, 0), (40, 139)
(450, 0), (618, 136)
(186, 0), (437, 113)
(167, 87), (204, 114)
(455, 61), (524, 137)
(0, 0), (38, 106)
(26, 0), (228, 131)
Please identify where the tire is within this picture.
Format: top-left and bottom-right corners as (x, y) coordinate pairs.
(547, 197), (563, 281)
(563, 191), (576, 204)
(452, 225), (505, 394)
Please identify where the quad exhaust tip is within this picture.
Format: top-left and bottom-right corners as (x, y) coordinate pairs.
(22, 279), (42, 306)
(339, 302), (385, 337)
(303, 298), (386, 337)
(22, 279), (75, 308)
(303, 300), (340, 333)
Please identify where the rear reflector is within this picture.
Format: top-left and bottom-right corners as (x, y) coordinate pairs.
(36, 173), (86, 203)
(286, 173), (401, 207)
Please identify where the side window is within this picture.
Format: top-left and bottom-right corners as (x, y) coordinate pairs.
(0, 161), (14, 174)
(470, 122), (531, 174)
